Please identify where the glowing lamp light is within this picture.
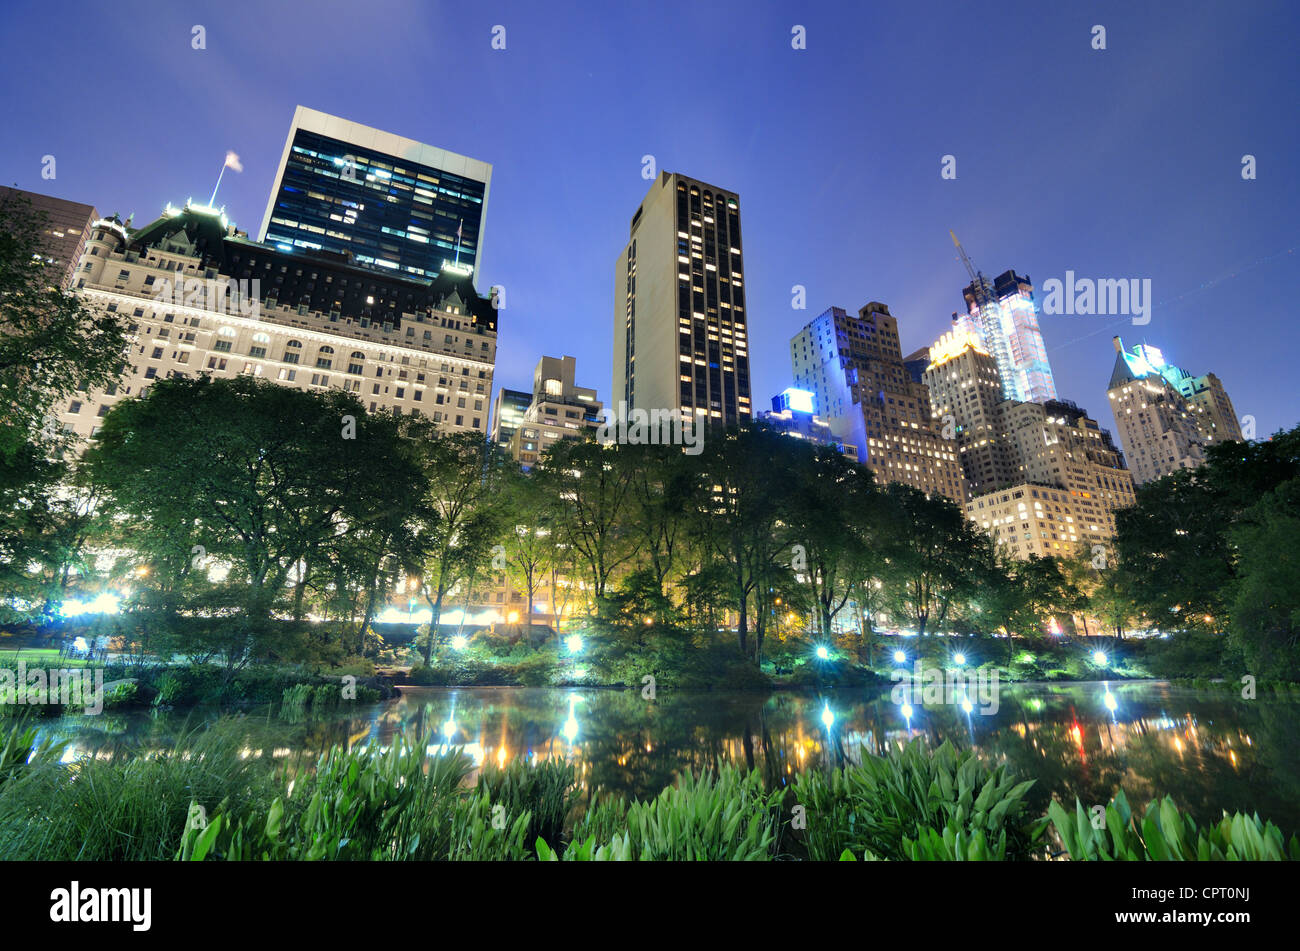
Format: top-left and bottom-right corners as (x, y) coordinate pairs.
(565, 634), (583, 654)
(953, 653), (966, 666)
(815, 645), (830, 660)
(893, 649), (907, 664)
(1093, 650), (1108, 667)
(450, 635), (467, 650)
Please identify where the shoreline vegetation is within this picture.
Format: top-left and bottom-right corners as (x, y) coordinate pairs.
(3, 624), (1295, 715)
(0, 720), (1293, 862)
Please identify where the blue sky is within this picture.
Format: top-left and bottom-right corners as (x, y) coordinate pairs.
(2, 0), (1296, 437)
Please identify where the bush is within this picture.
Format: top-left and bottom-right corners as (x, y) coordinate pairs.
(789, 739), (1041, 861)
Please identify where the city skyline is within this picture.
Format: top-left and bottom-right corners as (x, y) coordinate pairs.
(0, 1), (1296, 441)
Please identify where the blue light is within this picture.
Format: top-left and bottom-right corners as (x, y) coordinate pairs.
(893, 649), (906, 664)
(782, 387), (816, 414)
(815, 645), (830, 660)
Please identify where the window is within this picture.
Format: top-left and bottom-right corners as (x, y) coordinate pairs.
(214, 340), (233, 353)
(68, 401), (82, 414)
(150, 347), (164, 359)
(249, 346), (267, 358)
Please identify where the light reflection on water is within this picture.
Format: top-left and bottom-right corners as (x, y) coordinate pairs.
(19, 682), (1300, 833)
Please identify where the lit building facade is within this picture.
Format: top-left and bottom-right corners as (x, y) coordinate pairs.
(757, 387), (844, 452)
(968, 399), (1135, 560)
(507, 355), (603, 469)
(922, 326), (1017, 498)
(260, 106), (492, 288)
(490, 387), (532, 454)
(614, 172), (751, 426)
(962, 269), (1057, 404)
(0, 185), (98, 289)
(791, 303), (966, 502)
(60, 201), (497, 441)
(1105, 337), (1238, 484)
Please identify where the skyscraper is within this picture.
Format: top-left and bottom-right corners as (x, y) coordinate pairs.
(966, 400), (1135, 561)
(613, 172), (751, 426)
(260, 106), (492, 288)
(961, 268), (1057, 404)
(922, 325), (1017, 498)
(1106, 336), (1240, 484)
(791, 303), (966, 502)
(0, 185), (98, 289)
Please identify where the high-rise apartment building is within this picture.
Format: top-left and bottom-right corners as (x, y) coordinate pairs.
(0, 185), (98, 289)
(260, 106), (492, 288)
(60, 200), (497, 440)
(504, 355), (603, 469)
(1105, 337), (1238, 484)
(961, 268), (1057, 404)
(922, 325), (1017, 498)
(967, 400), (1135, 560)
(791, 303), (965, 501)
(613, 172), (751, 426)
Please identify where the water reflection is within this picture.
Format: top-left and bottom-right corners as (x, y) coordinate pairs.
(18, 682), (1300, 834)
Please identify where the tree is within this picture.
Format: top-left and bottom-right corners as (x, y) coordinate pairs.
(879, 483), (985, 638)
(1228, 477), (1300, 679)
(498, 466), (555, 640)
(88, 376), (418, 666)
(785, 444), (874, 644)
(690, 425), (793, 661)
(535, 438), (639, 611)
(411, 428), (505, 665)
(0, 191), (127, 460)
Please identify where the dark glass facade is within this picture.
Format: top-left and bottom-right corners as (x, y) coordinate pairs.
(264, 129), (487, 284)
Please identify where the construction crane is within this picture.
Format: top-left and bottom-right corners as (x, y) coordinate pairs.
(949, 230), (997, 311)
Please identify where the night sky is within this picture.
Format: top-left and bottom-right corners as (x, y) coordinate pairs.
(2, 0), (1296, 438)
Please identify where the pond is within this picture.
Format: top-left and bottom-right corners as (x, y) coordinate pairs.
(22, 681), (1300, 834)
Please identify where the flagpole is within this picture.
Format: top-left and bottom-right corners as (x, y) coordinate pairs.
(209, 158), (229, 208)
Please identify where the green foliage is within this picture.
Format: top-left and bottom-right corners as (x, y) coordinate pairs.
(620, 764), (781, 860)
(790, 739), (1040, 861)
(1048, 789), (1300, 861)
(177, 734), (478, 860)
(0, 715), (67, 785)
(0, 721), (277, 860)
(475, 758), (579, 853)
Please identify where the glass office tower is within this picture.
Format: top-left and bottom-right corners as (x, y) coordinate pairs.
(260, 106), (492, 288)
